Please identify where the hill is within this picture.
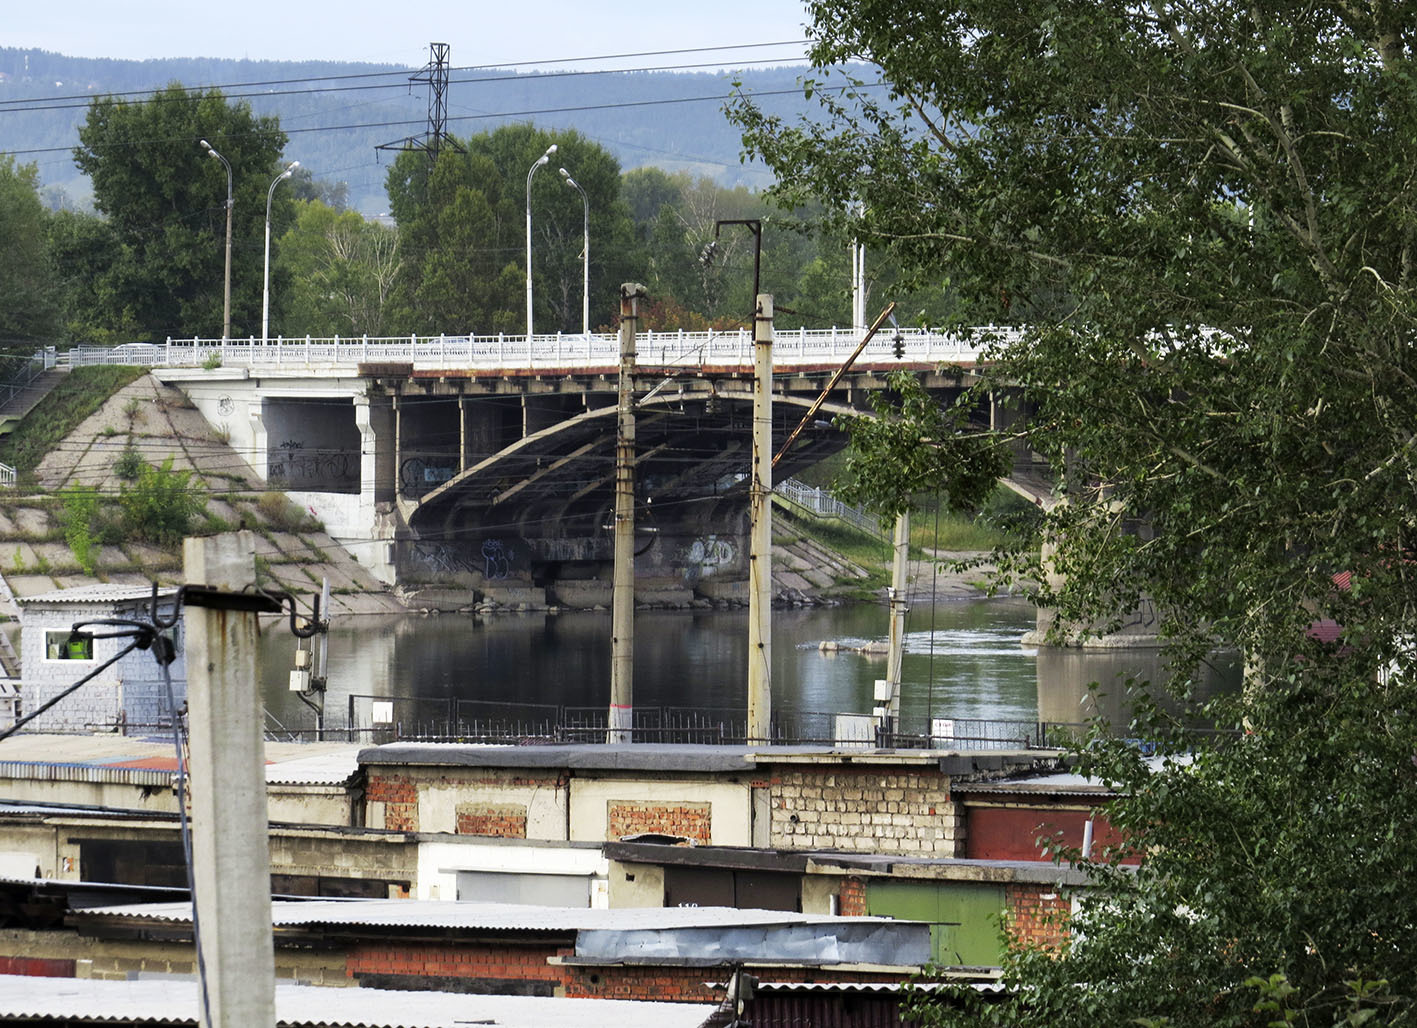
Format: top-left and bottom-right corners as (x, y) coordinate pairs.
(0, 48), (830, 216)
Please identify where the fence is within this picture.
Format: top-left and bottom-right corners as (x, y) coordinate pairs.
(0, 348), (56, 411)
(58, 326), (1018, 374)
(775, 477), (883, 537)
(298, 694), (1086, 750)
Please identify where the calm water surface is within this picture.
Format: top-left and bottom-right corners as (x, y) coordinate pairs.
(259, 597), (1235, 736)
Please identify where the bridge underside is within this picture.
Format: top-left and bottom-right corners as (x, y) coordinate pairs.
(400, 385), (853, 586)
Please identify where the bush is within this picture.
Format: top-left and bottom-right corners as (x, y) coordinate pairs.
(255, 491), (318, 533)
(114, 446), (144, 481)
(60, 486), (100, 574)
(119, 458), (206, 545)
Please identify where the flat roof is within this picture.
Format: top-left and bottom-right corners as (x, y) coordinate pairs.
(0, 973), (716, 1028)
(78, 898), (902, 933)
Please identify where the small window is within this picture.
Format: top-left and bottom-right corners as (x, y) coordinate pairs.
(46, 630), (94, 661)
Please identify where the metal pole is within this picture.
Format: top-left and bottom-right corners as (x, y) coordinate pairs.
(525, 144), (557, 361)
(747, 294), (774, 745)
(200, 140), (233, 342)
(183, 531), (275, 1027)
(610, 283), (646, 745)
(560, 168), (590, 335)
(885, 511), (911, 735)
(262, 161), (299, 342)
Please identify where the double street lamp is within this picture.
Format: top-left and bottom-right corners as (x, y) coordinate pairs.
(525, 144), (558, 348)
(199, 139), (233, 341)
(263, 161), (300, 341)
(559, 168), (589, 336)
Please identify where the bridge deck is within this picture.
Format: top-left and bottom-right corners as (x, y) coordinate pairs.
(62, 327), (1017, 373)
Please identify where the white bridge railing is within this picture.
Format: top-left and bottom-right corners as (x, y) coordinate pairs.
(59, 326), (1017, 373)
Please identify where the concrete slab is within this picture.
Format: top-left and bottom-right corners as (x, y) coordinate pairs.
(5, 543), (40, 574)
(6, 574), (60, 597)
(10, 508), (49, 537)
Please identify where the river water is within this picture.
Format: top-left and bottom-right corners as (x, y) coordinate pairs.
(258, 598), (1236, 740)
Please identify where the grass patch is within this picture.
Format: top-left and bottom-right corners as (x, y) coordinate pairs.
(910, 510), (1007, 551)
(0, 366), (146, 474)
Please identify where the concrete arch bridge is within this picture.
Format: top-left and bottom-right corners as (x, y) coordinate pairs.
(129, 328), (1045, 602)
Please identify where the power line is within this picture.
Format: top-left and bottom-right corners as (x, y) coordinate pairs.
(0, 41), (811, 109)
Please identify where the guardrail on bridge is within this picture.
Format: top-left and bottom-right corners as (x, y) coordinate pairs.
(60, 326), (1019, 373)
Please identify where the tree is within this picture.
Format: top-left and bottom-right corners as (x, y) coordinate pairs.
(74, 84), (290, 339)
(277, 201), (403, 338)
(732, 3), (1417, 1025)
(383, 126), (637, 336)
(0, 156), (60, 344)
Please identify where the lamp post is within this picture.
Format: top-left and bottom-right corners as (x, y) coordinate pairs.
(559, 167), (589, 335)
(714, 219), (763, 325)
(262, 161), (300, 342)
(525, 143), (558, 354)
(200, 139), (233, 341)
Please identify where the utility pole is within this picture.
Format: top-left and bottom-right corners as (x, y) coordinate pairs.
(747, 294), (774, 745)
(609, 284), (645, 744)
(376, 43), (466, 159)
(884, 511), (911, 741)
(183, 532), (274, 1027)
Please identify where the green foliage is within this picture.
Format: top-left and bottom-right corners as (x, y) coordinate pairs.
(0, 156), (61, 341)
(59, 485), (100, 574)
(0, 365), (145, 474)
(277, 201), (403, 337)
(833, 370), (1008, 519)
(118, 458), (205, 545)
(74, 84), (290, 339)
(200, 352), (222, 370)
(738, 3), (1417, 1025)
(113, 446), (143, 481)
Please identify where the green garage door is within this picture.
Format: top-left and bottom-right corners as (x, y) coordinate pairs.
(865, 880), (1005, 967)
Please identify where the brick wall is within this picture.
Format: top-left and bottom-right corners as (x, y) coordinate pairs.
(607, 801), (711, 843)
(366, 773), (419, 832)
(456, 803), (528, 838)
(770, 767), (961, 856)
(0, 955), (75, 977)
(837, 876), (867, 916)
(1005, 883), (1071, 951)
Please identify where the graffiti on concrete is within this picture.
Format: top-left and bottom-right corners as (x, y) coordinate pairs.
(400, 457), (456, 498)
(217, 395), (235, 417)
(481, 539), (512, 580)
(408, 542), (476, 577)
(270, 449), (356, 485)
(685, 536), (734, 578)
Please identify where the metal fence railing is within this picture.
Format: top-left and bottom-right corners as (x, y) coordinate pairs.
(0, 348), (57, 413)
(775, 478), (883, 537)
(307, 695), (1087, 750)
(58, 327), (1016, 375)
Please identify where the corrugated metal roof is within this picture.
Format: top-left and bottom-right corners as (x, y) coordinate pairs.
(77, 898), (904, 934)
(0, 973), (716, 1027)
(18, 584), (178, 606)
(266, 749), (360, 786)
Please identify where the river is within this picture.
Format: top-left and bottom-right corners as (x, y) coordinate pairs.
(258, 597), (1237, 741)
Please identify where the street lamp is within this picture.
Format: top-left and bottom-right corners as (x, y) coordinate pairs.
(525, 143), (557, 350)
(262, 161), (300, 342)
(199, 139), (233, 341)
(559, 167), (589, 335)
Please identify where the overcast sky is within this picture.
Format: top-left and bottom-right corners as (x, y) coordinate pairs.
(8, 0), (815, 69)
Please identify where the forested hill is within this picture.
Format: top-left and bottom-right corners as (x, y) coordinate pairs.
(0, 48), (823, 215)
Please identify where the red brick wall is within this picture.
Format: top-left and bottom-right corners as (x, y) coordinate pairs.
(607, 801), (711, 843)
(366, 773), (419, 832)
(348, 942), (571, 990)
(1005, 883), (1071, 951)
(838, 876), (868, 916)
(0, 955), (76, 977)
(456, 804), (528, 838)
(965, 804), (1137, 864)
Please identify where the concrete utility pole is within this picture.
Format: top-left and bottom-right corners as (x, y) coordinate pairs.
(183, 532), (275, 1027)
(609, 283), (646, 744)
(747, 294), (774, 745)
(885, 511), (911, 737)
